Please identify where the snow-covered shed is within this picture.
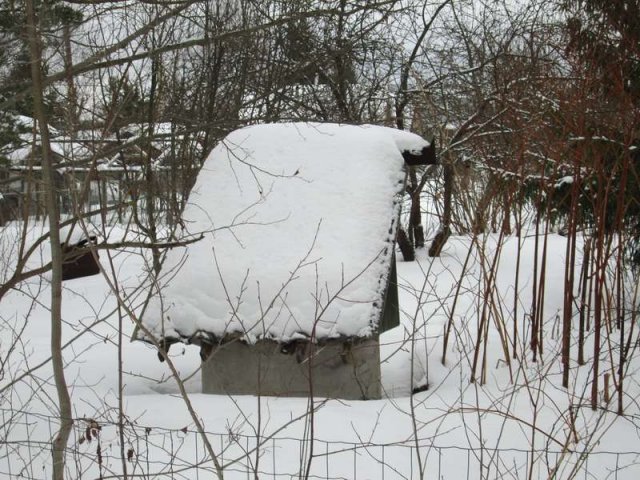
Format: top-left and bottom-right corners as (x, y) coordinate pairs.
(138, 123), (435, 399)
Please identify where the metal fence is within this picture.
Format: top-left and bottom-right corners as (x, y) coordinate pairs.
(2, 410), (639, 480)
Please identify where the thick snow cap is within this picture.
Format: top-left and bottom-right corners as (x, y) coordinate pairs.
(140, 123), (431, 345)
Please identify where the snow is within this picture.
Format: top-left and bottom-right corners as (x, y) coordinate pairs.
(6, 146), (31, 165)
(2, 224), (640, 479)
(140, 123), (430, 344)
(59, 223), (101, 246)
(6, 134), (92, 167)
(3, 118), (191, 181)
(3, 116), (89, 167)
(385, 125), (432, 154)
(555, 175), (574, 188)
(12, 114), (60, 136)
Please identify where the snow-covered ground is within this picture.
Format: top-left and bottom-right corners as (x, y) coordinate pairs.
(1, 222), (639, 479)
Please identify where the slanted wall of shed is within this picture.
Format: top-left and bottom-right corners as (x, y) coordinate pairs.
(379, 252), (400, 334)
(202, 336), (381, 400)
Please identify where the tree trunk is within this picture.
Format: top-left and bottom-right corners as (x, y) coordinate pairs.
(408, 166), (425, 249)
(63, 24), (78, 133)
(562, 172), (579, 388)
(578, 237), (590, 365)
(25, 1), (73, 478)
(429, 162), (453, 257)
(396, 227), (415, 261)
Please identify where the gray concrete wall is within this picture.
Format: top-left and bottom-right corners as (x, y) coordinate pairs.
(202, 337), (381, 400)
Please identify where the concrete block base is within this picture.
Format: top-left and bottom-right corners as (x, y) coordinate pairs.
(202, 337), (381, 400)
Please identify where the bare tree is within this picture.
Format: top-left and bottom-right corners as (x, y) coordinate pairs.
(24, 1), (72, 477)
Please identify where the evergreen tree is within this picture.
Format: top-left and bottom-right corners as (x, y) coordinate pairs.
(565, 0), (640, 100)
(558, 0), (640, 251)
(0, 0), (82, 121)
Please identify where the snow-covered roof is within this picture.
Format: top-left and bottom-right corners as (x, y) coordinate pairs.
(1, 116), (93, 166)
(3, 116), (193, 170)
(139, 123), (430, 345)
(6, 133), (92, 167)
(13, 115), (60, 136)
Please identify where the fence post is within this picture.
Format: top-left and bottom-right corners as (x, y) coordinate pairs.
(584, 455), (588, 480)
(381, 444), (385, 480)
(145, 425), (150, 475)
(273, 438), (276, 480)
(195, 431), (200, 480)
(220, 435), (224, 472)
(353, 446), (357, 479)
(246, 436), (250, 480)
(410, 445), (414, 479)
(326, 442), (329, 480)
